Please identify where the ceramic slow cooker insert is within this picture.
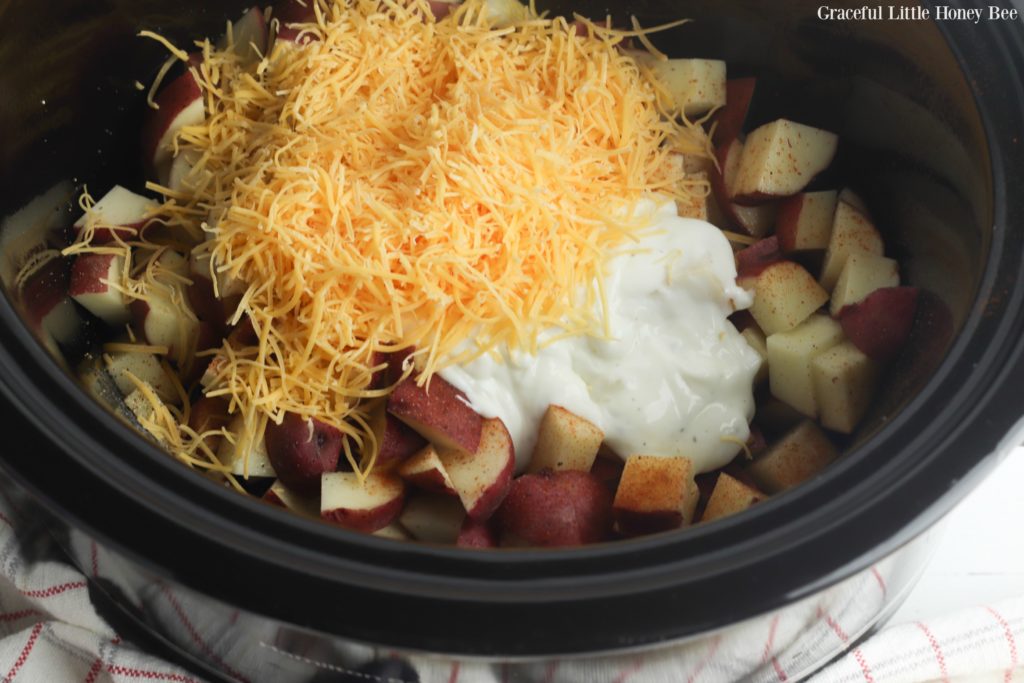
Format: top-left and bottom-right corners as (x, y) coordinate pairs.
(0, 0), (1022, 680)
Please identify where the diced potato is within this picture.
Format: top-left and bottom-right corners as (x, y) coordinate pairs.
(749, 261), (830, 336)
(528, 405), (604, 473)
(613, 455), (698, 535)
(648, 59), (727, 118)
(811, 341), (880, 433)
(122, 382), (171, 446)
(483, 0), (528, 26)
(838, 187), (869, 215)
(373, 523), (412, 541)
(766, 314), (844, 417)
(746, 420), (837, 493)
(105, 351), (178, 403)
(263, 480), (320, 518)
(829, 253), (900, 315)
(732, 120), (839, 203)
(676, 172), (709, 220)
(776, 190), (838, 252)
(819, 201), (885, 291)
(740, 326), (768, 385)
(398, 495), (466, 544)
(217, 415), (277, 478)
(701, 473), (764, 522)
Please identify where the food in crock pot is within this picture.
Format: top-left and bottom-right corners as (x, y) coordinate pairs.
(7, 0), (920, 547)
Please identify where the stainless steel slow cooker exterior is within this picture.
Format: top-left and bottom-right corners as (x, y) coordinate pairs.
(1, 0), (1023, 680)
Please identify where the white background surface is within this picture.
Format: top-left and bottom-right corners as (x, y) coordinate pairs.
(889, 445), (1024, 624)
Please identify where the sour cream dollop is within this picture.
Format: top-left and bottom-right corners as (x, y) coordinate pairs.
(439, 200), (762, 473)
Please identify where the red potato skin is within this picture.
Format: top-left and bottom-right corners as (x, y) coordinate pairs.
(77, 223), (144, 245)
(127, 300), (158, 347)
(187, 276), (227, 332)
(369, 347), (414, 389)
(275, 0), (319, 43)
(710, 139), (741, 209)
(376, 413), (428, 468)
(321, 497), (404, 534)
(140, 71), (202, 175)
(227, 316), (259, 347)
(264, 413), (344, 496)
(402, 467), (456, 496)
(182, 321), (223, 386)
(68, 254), (116, 296)
(775, 194), (812, 253)
(465, 444), (514, 521)
(457, 517), (498, 548)
(20, 257), (71, 328)
(838, 286), (920, 362)
(712, 77), (756, 146)
(428, 0), (454, 19)
(494, 470), (613, 547)
(187, 395), (231, 451)
(263, 487), (286, 508)
(735, 235), (782, 279)
(187, 395), (231, 434)
(387, 375), (483, 455)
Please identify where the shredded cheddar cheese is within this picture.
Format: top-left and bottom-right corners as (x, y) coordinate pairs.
(73, 0), (712, 480)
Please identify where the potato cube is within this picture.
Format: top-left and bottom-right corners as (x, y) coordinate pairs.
(776, 190), (839, 252)
(399, 495), (466, 544)
(528, 405), (604, 473)
(676, 172), (709, 220)
(830, 253), (900, 315)
(732, 119), (839, 203)
(811, 341), (880, 434)
(819, 201), (885, 291)
(105, 351), (178, 404)
(740, 326), (768, 385)
(701, 472), (764, 522)
(750, 261), (830, 336)
(217, 415), (277, 478)
(648, 59), (727, 118)
(746, 420), (838, 493)
(766, 314), (844, 417)
(613, 455), (698, 535)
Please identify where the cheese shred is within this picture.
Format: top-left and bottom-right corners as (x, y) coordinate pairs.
(77, 0), (711, 480)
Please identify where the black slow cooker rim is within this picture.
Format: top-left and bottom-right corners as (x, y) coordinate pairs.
(1, 0), (1023, 657)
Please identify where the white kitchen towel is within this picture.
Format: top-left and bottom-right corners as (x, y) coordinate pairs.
(0, 502), (202, 682)
(0, 490), (1021, 683)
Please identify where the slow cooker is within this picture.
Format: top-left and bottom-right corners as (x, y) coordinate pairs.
(1, 0), (1023, 680)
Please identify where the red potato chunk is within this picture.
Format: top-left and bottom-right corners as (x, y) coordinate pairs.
(838, 286), (920, 362)
(320, 471), (406, 533)
(776, 190), (838, 253)
(746, 420), (837, 493)
(438, 417), (515, 521)
(527, 404), (604, 473)
(387, 375), (483, 456)
(701, 472), (765, 522)
(264, 413), (344, 496)
(367, 401), (427, 469)
(749, 261), (830, 336)
(398, 445), (458, 496)
(496, 470), (613, 547)
(732, 119), (838, 204)
(613, 455), (699, 535)
(456, 517), (498, 548)
(398, 495), (466, 544)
